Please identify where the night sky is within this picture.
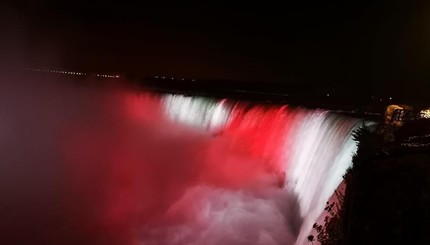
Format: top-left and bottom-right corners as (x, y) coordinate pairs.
(2, 1), (430, 91)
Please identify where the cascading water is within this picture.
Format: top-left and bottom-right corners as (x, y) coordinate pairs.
(162, 94), (362, 245)
(0, 76), (362, 245)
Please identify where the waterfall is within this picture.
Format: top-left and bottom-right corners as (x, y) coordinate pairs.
(0, 77), (363, 245)
(162, 94), (361, 245)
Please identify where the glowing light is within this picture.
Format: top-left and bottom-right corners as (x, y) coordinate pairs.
(420, 109), (430, 119)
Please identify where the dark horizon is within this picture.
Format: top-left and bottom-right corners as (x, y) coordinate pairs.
(2, 1), (430, 93)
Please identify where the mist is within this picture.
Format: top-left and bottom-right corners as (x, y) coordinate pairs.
(0, 72), (301, 245)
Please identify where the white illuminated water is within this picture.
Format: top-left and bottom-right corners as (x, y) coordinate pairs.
(163, 95), (231, 131)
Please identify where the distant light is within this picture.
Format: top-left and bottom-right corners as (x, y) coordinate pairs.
(326, 93), (330, 97)
(379, 98), (382, 102)
(389, 97), (393, 100)
(420, 109), (430, 119)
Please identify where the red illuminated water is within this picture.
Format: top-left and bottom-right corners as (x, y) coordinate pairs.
(0, 76), (361, 245)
